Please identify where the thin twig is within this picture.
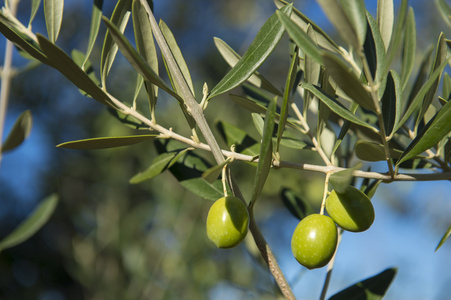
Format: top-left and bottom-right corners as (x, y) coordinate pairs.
(0, 0), (18, 167)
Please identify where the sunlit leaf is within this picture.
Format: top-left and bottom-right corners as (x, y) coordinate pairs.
(159, 20), (195, 97)
(214, 37), (282, 96)
(102, 17), (182, 102)
(377, 0), (394, 51)
(0, 18), (49, 64)
(436, 224), (451, 251)
(202, 159), (231, 183)
(29, 0), (42, 26)
(82, 0), (103, 70)
(276, 11), (323, 64)
(303, 26), (321, 116)
(401, 8), (416, 90)
(384, 0), (408, 75)
(1, 110), (32, 153)
(274, 0), (339, 52)
(251, 97), (277, 205)
(208, 4), (292, 100)
(56, 135), (157, 150)
(280, 188), (314, 221)
(341, 0), (367, 46)
(0, 194), (58, 251)
(443, 73), (451, 100)
(43, 0), (63, 43)
(37, 34), (117, 108)
(316, 0), (360, 49)
(302, 83), (377, 130)
(395, 58), (449, 133)
(329, 268), (397, 300)
(398, 99), (451, 164)
(100, 0), (131, 86)
(436, 0), (451, 26)
(322, 52), (375, 111)
(276, 47), (299, 154)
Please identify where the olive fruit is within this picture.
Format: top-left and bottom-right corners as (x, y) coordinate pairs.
(326, 187), (375, 232)
(206, 196), (249, 249)
(291, 214), (338, 269)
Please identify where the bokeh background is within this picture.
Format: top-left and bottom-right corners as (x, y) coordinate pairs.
(1, 0), (451, 299)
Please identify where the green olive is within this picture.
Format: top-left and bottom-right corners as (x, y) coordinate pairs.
(326, 187), (375, 232)
(291, 214), (337, 270)
(206, 196), (249, 249)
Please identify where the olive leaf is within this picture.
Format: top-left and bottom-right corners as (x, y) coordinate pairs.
(57, 135), (158, 150)
(436, 224), (451, 251)
(82, 0), (103, 70)
(208, 4), (292, 100)
(43, 0), (64, 43)
(329, 268), (398, 300)
(0, 194), (58, 251)
(1, 110), (33, 153)
(377, 0), (394, 51)
(216, 120), (260, 156)
(329, 164), (362, 194)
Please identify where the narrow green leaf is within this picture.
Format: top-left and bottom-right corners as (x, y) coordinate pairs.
(43, 0), (64, 43)
(381, 70), (401, 137)
(377, 0), (394, 51)
(29, 0), (42, 26)
(436, 0), (451, 26)
(133, 0), (158, 115)
(395, 58), (450, 133)
(341, 0), (367, 46)
(302, 83), (377, 130)
(37, 34), (117, 108)
(100, 0), (131, 87)
(398, 99), (451, 164)
(280, 188), (314, 221)
(443, 73), (451, 100)
(214, 37), (282, 96)
(159, 20), (195, 97)
(82, 0), (103, 70)
(384, 0), (408, 75)
(322, 52), (375, 111)
(0, 194), (58, 251)
(436, 224), (451, 251)
(252, 113), (265, 137)
(400, 8), (416, 90)
(364, 12), (387, 86)
(417, 33), (447, 125)
(276, 47), (299, 153)
(329, 268), (397, 300)
(56, 134), (157, 150)
(229, 94), (267, 115)
(72, 49), (100, 89)
(317, 69), (335, 137)
(102, 17), (182, 102)
(274, 0), (339, 52)
(329, 164), (362, 194)
(1, 110), (32, 153)
(251, 97), (277, 204)
(316, 0), (360, 49)
(216, 120), (260, 156)
(202, 159), (231, 183)
(276, 11), (323, 64)
(155, 140), (224, 201)
(0, 18), (49, 64)
(129, 151), (178, 184)
(208, 4), (292, 100)
(355, 140), (404, 162)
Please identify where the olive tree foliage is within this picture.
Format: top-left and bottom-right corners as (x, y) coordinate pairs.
(1, 0), (451, 299)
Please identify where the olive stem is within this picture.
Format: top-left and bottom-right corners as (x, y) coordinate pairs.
(320, 172), (331, 215)
(222, 165), (228, 197)
(319, 228), (343, 300)
(249, 214), (297, 300)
